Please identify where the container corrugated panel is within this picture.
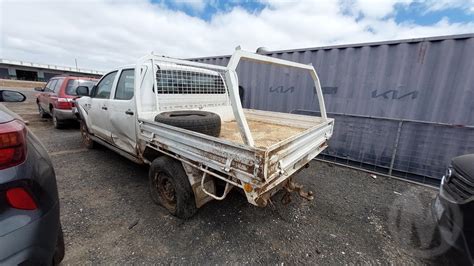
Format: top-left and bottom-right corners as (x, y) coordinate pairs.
(191, 34), (474, 182)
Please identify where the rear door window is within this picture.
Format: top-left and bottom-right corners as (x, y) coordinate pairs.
(52, 77), (65, 94)
(65, 79), (97, 96)
(114, 69), (134, 100)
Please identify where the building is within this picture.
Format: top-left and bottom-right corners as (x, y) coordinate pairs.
(0, 59), (103, 81)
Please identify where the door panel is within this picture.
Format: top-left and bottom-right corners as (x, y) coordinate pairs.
(49, 77), (65, 110)
(88, 71), (118, 142)
(109, 69), (137, 155)
(40, 79), (56, 110)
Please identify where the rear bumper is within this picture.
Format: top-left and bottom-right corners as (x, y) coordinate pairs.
(54, 108), (76, 121)
(433, 178), (473, 264)
(0, 202), (60, 265)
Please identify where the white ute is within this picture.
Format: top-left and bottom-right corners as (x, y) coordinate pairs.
(75, 49), (334, 218)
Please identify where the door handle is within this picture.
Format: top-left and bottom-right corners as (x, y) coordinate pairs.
(102, 106), (108, 110)
(125, 110), (134, 115)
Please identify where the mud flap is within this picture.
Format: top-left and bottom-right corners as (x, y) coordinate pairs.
(181, 163), (215, 208)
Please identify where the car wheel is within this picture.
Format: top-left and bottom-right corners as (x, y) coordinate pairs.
(154, 111), (221, 137)
(52, 109), (64, 129)
(149, 156), (197, 219)
(80, 121), (95, 149)
(38, 103), (48, 118)
(52, 224), (65, 265)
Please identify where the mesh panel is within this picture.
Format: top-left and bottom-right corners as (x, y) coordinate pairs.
(155, 68), (226, 94)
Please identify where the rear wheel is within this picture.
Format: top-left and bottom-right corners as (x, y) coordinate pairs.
(149, 156), (197, 219)
(51, 109), (64, 129)
(80, 121), (95, 149)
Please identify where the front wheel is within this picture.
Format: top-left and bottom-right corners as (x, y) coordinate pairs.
(37, 103), (48, 118)
(149, 156), (197, 219)
(80, 121), (95, 149)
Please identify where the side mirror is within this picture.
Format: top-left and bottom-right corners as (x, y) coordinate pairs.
(0, 90), (26, 102)
(34, 87), (44, 92)
(76, 86), (89, 96)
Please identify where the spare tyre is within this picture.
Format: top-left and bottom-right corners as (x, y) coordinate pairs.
(154, 110), (221, 137)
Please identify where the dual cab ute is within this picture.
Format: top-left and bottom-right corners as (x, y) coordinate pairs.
(75, 50), (334, 218)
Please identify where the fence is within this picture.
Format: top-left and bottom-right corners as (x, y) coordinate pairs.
(293, 110), (474, 186)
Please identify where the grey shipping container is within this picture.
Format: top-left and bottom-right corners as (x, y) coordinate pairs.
(190, 34), (474, 184)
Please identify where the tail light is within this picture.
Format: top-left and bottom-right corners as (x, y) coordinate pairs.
(6, 187), (37, 210)
(0, 120), (27, 170)
(57, 98), (73, 110)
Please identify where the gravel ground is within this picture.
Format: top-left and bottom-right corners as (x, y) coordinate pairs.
(2, 87), (450, 264)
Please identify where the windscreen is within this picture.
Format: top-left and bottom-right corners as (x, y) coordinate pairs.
(65, 79), (96, 95)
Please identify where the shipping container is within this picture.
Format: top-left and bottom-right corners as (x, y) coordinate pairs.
(190, 34), (474, 184)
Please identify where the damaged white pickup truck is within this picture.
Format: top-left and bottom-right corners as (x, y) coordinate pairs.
(75, 49), (334, 218)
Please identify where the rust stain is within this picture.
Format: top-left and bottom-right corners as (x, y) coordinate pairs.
(417, 43), (426, 64)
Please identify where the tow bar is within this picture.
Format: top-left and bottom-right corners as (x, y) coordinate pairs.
(281, 178), (314, 205)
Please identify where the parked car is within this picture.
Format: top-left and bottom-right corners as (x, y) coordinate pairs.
(75, 50), (334, 218)
(433, 154), (473, 264)
(35, 76), (98, 129)
(0, 90), (64, 264)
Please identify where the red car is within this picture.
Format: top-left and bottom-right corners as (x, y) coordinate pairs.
(35, 76), (98, 128)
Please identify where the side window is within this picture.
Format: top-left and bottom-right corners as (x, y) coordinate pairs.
(93, 71), (117, 99)
(114, 69), (134, 100)
(46, 79), (57, 92)
(53, 78), (64, 94)
(44, 80), (54, 91)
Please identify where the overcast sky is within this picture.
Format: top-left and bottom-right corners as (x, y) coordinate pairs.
(1, 0), (473, 71)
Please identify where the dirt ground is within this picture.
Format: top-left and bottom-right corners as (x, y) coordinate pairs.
(2, 86), (451, 264)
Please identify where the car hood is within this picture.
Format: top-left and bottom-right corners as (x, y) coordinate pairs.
(0, 104), (22, 124)
(452, 154), (474, 181)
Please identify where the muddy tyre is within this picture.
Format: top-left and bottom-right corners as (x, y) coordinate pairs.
(80, 121), (95, 149)
(154, 111), (221, 137)
(149, 156), (197, 219)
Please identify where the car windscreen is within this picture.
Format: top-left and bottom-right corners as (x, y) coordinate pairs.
(65, 79), (96, 95)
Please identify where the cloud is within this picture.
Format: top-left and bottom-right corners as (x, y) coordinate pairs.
(424, 0), (474, 13)
(341, 0), (414, 18)
(0, 0), (473, 71)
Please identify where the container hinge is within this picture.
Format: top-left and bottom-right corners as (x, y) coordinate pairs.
(278, 160), (288, 176)
(222, 157), (234, 172)
(253, 163), (260, 177)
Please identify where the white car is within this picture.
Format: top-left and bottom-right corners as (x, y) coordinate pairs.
(75, 49), (334, 218)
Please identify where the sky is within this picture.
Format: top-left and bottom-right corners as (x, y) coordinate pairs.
(0, 0), (473, 71)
